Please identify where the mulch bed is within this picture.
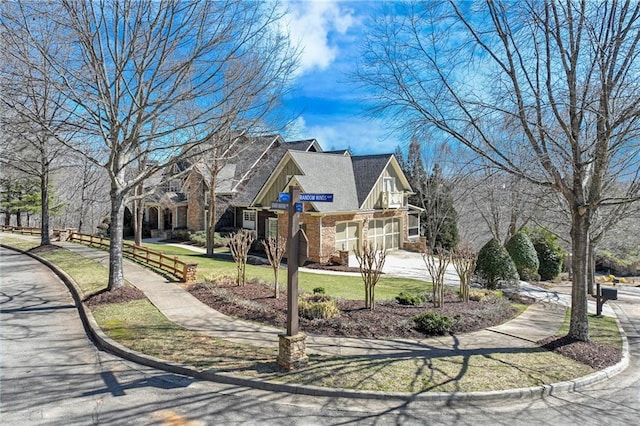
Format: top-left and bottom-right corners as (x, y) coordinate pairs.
(537, 335), (622, 369)
(187, 278), (529, 339)
(28, 244), (62, 253)
(84, 286), (146, 307)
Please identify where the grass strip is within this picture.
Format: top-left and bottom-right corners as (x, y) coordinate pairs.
(557, 309), (622, 350)
(0, 235), (40, 251)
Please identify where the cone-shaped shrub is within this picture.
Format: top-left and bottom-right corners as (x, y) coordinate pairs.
(475, 238), (519, 289)
(505, 232), (540, 281)
(531, 232), (564, 281)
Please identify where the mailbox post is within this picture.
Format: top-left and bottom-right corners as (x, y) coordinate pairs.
(595, 283), (618, 316)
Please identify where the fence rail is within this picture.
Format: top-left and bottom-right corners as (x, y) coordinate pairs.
(1, 226), (42, 235)
(68, 232), (197, 283)
(1, 226), (197, 283)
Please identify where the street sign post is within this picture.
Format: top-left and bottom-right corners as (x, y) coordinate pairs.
(299, 193), (333, 202)
(276, 185), (309, 371)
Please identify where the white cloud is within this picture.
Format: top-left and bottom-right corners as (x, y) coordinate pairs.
(284, 0), (356, 76)
(291, 114), (402, 154)
(284, 116), (308, 140)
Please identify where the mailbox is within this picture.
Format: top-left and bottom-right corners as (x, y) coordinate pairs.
(601, 287), (618, 300)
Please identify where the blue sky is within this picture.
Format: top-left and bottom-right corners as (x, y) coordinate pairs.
(280, 0), (402, 155)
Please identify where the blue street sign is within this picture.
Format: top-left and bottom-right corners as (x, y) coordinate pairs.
(279, 192), (291, 203)
(294, 202), (303, 212)
(300, 193), (334, 202)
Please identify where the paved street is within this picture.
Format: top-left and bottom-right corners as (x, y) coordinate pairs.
(1, 245), (638, 425)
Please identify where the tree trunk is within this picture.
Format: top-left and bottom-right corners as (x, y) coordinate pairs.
(206, 176), (217, 257)
(16, 211), (22, 227)
(587, 242), (596, 295)
(568, 212), (591, 342)
(40, 171), (51, 246)
(107, 190), (126, 291)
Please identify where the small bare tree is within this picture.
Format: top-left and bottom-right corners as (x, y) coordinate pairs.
(228, 229), (255, 286)
(354, 240), (387, 311)
(422, 247), (451, 308)
(262, 236), (286, 299)
(452, 242), (478, 303)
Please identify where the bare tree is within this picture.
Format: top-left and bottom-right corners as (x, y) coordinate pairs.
(1, 8), (72, 245)
(422, 247), (451, 308)
(4, 1), (298, 290)
(452, 242), (478, 303)
(262, 236), (286, 299)
(228, 229), (255, 286)
(357, 0), (640, 341)
(354, 240), (387, 311)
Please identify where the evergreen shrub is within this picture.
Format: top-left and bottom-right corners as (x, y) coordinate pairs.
(505, 232), (540, 281)
(475, 238), (519, 289)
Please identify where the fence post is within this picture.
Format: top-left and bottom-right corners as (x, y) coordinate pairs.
(182, 263), (198, 283)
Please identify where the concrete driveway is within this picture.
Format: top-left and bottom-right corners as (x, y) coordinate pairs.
(350, 249), (460, 284)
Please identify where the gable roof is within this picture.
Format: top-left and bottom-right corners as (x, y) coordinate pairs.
(350, 154), (394, 206)
(260, 151), (360, 212)
(232, 138), (320, 205)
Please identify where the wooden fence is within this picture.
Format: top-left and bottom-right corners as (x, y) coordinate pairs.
(1, 226), (197, 283)
(1, 226), (42, 235)
(68, 232), (197, 283)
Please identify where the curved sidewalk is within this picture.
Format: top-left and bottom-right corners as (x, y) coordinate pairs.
(1, 235), (629, 403)
(57, 241), (566, 357)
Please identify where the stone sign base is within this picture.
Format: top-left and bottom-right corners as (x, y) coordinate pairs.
(277, 333), (308, 370)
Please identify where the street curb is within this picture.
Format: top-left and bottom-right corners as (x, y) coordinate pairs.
(1, 242), (630, 403)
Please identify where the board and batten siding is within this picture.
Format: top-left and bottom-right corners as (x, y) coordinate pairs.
(257, 159), (302, 206)
(360, 165), (405, 210)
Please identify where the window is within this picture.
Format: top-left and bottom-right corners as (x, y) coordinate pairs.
(408, 213), (420, 237)
(367, 218), (400, 250)
(169, 179), (181, 192)
(242, 210), (256, 230)
(266, 217), (278, 239)
(383, 177), (396, 192)
(335, 222), (360, 251)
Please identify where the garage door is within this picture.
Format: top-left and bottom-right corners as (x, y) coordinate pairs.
(367, 218), (400, 251)
(335, 221), (360, 251)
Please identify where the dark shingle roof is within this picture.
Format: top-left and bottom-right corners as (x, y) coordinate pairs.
(232, 138), (318, 205)
(350, 154), (393, 207)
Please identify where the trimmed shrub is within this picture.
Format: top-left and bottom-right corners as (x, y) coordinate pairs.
(189, 231), (229, 248)
(475, 238), (519, 290)
(395, 291), (425, 306)
(313, 287), (326, 295)
(412, 311), (452, 335)
(505, 232), (540, 281)
(299, 294), (339, 320)
(530, 231), (564, 281)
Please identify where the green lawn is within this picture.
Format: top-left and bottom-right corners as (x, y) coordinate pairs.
(141, 241), (428, 300)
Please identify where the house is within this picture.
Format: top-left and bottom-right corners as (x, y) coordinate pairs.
(250, 150), (422, 263)
(143, 133), (423, 262)
(143, 134), (319, 237)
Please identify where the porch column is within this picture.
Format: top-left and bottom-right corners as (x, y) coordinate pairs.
(158, 208), (164, 231)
